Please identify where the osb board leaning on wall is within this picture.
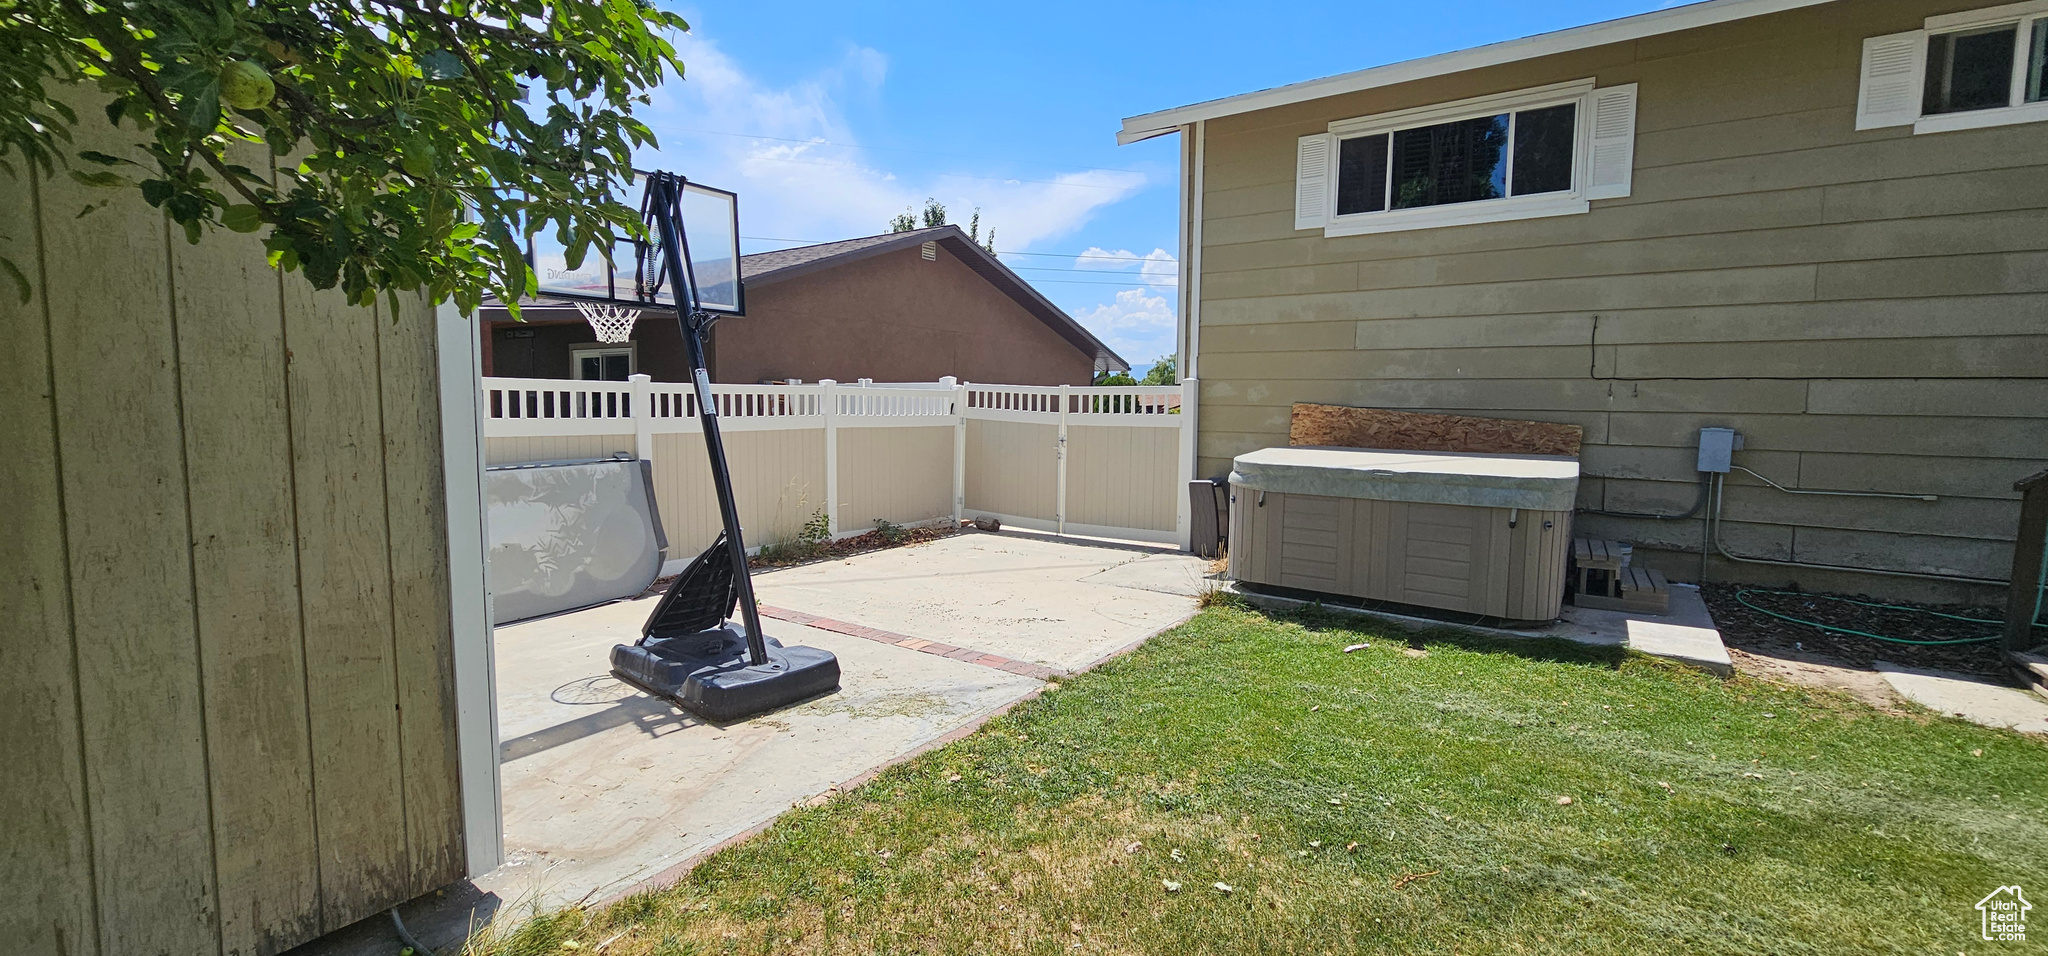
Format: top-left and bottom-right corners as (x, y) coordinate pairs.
(1289, 403), (1584, 457)
(0, 89), (464, 956)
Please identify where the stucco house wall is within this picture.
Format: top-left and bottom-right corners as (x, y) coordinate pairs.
(1186, 0), (2048, 600)
(715, 240), (1099, 386)
(483, 231), (1111, 387)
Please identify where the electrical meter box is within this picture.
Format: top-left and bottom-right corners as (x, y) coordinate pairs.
(1697, 427), (1743, 473)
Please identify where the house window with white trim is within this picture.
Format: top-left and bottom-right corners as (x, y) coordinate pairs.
(1857, 1), (2048, 133)
(571, 345), (634, 381)
(1295, 79), (1638, 237)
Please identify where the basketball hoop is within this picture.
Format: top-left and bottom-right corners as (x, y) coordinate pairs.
(575, 302), (642, 344)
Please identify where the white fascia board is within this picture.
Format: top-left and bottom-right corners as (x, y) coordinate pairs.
(1115, 0), (1838, 144)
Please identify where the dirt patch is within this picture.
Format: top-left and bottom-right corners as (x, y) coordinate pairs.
(1701, 583), (2016, 684)
(642, 524), (962, 597)
(751, 522), (958, 569)
(1724, 648), (1906, 712)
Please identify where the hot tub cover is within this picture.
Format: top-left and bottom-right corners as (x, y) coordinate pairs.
(1230, 446), (1579, 512)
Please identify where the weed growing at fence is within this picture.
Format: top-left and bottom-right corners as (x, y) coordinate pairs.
(756, 509), (832, 565)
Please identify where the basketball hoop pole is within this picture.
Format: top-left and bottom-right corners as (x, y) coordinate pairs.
(645, 172), (771, 667)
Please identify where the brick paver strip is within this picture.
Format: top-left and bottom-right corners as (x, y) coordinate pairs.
(603, 604), (1197, 908)
(758, 604), (1066, 680)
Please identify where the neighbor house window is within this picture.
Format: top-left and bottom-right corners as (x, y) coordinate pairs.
(1857, 1), (2048, 133)
(1295, 79), (1638, 237)
(571, 346), (634, 381)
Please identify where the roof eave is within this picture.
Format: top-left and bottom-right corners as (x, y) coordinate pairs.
(740, 226), (954, 288)
(1115, 0), (1836, 142)
(740, 225), (1129, 372)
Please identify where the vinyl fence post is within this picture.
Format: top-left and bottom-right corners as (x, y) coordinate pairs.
(1056, 383), (1070, 535)
(820, 379), (840, 535)
(630, 373), (654, 462)
(1176, 376), (1199, 551)
(944, 377), (965, 525)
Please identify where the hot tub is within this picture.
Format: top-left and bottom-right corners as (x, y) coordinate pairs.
(1228, 446), (1579, 621)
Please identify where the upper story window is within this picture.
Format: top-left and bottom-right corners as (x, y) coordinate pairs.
(1295, 79), (1638, 237)
(1858, 0), (2048, 133)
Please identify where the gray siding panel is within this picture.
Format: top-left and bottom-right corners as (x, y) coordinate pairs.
(1193, 0), (2047, 600)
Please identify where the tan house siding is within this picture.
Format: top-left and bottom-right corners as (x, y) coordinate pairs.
(715, 242), (1100, 386)
(1191, 0), (2048, 599)
(1, 108), (465, 955)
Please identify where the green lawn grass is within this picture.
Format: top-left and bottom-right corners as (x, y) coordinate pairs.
(474, 603), (2048, 955)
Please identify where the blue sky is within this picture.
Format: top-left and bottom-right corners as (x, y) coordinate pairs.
(633, 0), (1681, 376)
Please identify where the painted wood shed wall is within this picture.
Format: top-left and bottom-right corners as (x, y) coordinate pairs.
(1, 115), (466, 955)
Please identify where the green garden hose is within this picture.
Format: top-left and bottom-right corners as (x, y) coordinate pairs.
(1732, 588), (2001, 645)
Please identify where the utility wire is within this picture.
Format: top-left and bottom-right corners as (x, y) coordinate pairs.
(1007, 264), (1179, 277)
(1013, 278), (1180, 289)
(741, 235), (1173, 262)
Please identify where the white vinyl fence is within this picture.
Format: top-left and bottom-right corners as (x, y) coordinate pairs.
(481, 375), (1196, 563)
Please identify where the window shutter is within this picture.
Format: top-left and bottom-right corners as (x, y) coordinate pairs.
(1294, 133), (1335, 230)
(1855, 31), (1925, 130)
(1583, 84), (1637, 201)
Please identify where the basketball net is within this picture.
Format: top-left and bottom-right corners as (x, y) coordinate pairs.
(575, 302), (642, 344)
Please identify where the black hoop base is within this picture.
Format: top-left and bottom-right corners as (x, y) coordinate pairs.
(612, 623), (840, 724)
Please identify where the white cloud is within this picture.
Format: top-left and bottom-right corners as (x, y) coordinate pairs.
(1075, 288), (1176, 367)
(1073, 247), (1178, 290)
(635, 35), (1145, 250)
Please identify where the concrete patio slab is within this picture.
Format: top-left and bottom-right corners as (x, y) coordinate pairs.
(1874, 661), (2048, 734)
(482, 603), (1041, 912)
(1556, 585), (1733, 676)
(287, 532), (1205, 954)
(750, 531), (1210, 671)
(472, 532), (1204, 911)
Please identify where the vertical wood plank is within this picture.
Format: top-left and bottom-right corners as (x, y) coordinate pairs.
(1358, 499), (1384, 602)
(0, 161), (100, 956)
(1483, 509), (1512, 617)
(1543, 512), (1568, 618)
(1261, 491), (1285, 586)
(378, 293), (466, 894)
(1384, 502), (1410, 605)
(1506, 517), (1530, 617)
(166, 169), (322, 955)
(1228, 483), (1247, 580)
(1334, 496), (1357, 596)
(1344, 497), (1366, 598)
(39, 114), (221, 954)
(284, 281), (411, 929)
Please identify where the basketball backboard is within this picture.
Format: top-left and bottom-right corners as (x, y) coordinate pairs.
(527, 171), (743, 315)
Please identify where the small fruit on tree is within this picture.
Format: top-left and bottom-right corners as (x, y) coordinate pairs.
(219, 61), (274, 110)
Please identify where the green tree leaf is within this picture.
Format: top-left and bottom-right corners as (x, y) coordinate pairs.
(222, 205), (263, 233)
(420, 50), (466, 80)
(0, 0), (689, 310)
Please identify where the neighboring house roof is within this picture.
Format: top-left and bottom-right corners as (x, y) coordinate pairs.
(740, 225), (1127, 372)
(1117, 0), (1837, 143)
(480, 224), (1127, 372)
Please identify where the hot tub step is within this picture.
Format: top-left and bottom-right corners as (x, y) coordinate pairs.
(1574, 566), (1670, 614)
(1572, 537), (1625, 572)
